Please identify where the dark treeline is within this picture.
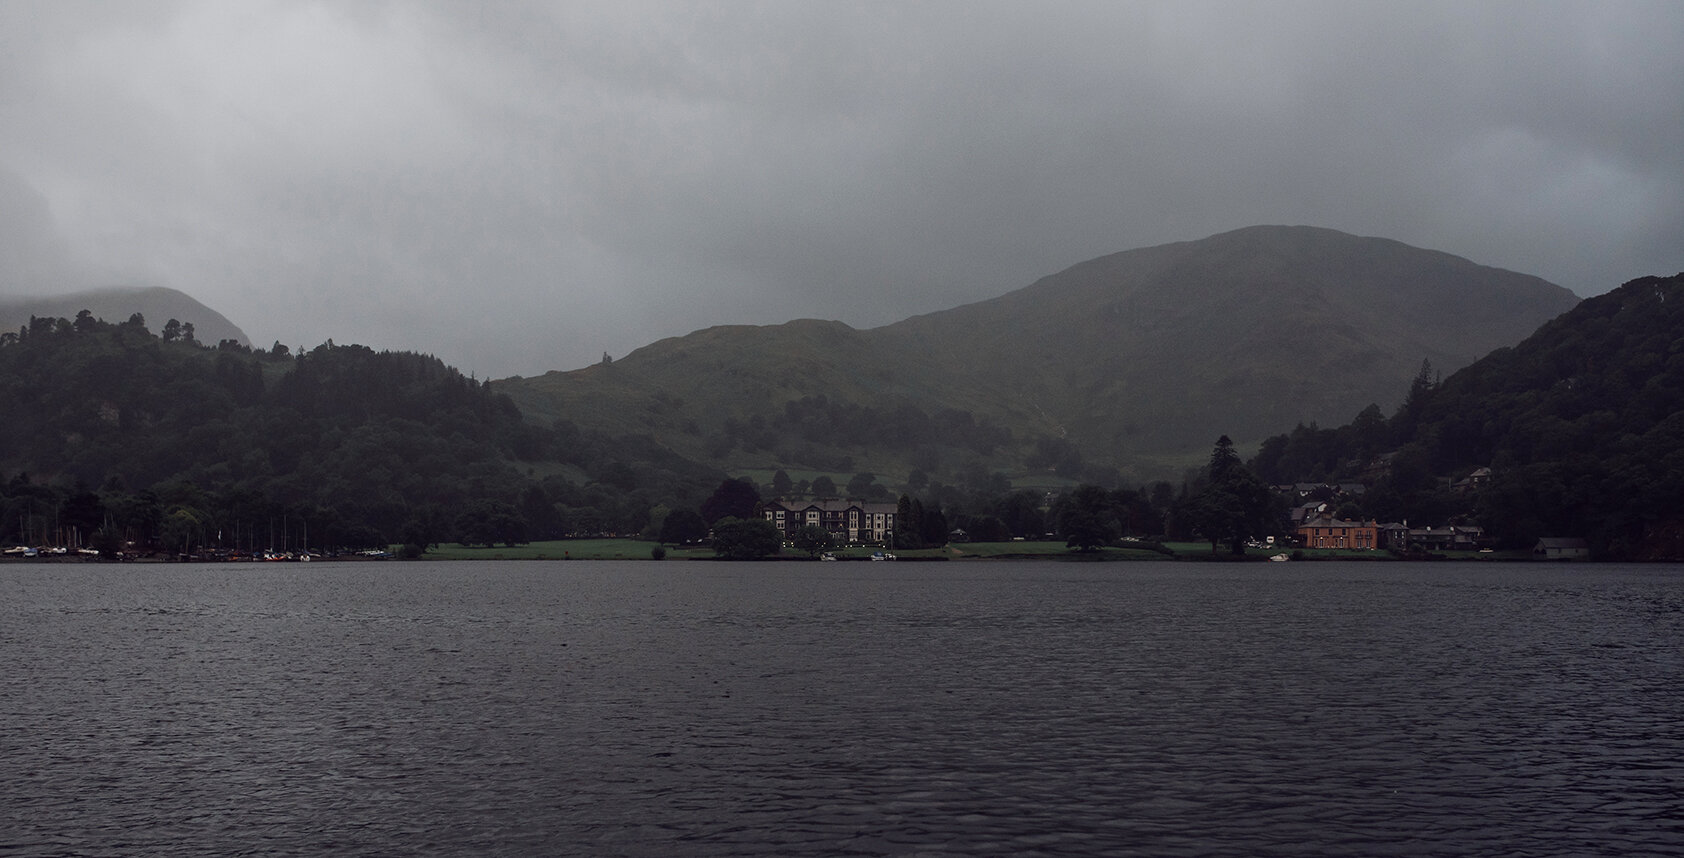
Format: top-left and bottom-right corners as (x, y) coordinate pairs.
(879, 438), (1271, 554)
(18, 274), (1680, 560)
(1249, 273), (1684, 558)
(0, 310), (1294, 559)
(0, 312), (719, 555)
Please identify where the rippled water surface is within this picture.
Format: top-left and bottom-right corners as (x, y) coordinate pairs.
(3, 561), (1682, 856)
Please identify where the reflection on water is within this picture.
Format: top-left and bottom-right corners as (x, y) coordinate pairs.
(2, 561), (1681, 856)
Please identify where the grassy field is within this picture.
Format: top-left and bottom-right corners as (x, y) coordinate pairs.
(417, 538), (1131, 561)
(427, 539), (1187, 562)
(1164, 541), (1403, 561)
(944, 540), (1170, 560)
(413, 539), (1531, 562)
(420, 539), (677, 561)
(418, 539), (965, 562)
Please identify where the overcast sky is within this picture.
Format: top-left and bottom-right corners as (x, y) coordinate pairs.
(2, 1), (1680, 378)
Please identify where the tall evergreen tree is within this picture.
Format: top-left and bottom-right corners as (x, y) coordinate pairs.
(1187, 436), (1280, 555)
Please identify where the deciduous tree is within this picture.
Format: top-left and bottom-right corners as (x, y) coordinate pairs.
(700, 477), (761, 524)
(793, 523), (834, 557)
(1054, 484), (1118, 552)
(710, 516), (782, 559)
(659, 508), (709, 544)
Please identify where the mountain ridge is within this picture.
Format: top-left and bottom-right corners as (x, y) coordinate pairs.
(877, 225), (1577, 453)
(501, 225), (1580, 483)
(0, 285), (250, 347)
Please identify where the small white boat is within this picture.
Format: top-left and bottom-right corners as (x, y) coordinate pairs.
(1269, 553), (1290, 562)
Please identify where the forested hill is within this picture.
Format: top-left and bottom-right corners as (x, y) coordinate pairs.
(880, 225), (1579, 455)
(502, 226), (1579, 485)
(0, 313), (720, 554)
(0, 285), (249, 347)
(1253, 272), (1684, 558)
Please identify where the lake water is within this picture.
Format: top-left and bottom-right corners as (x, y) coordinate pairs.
(2, 560), (1681, 856)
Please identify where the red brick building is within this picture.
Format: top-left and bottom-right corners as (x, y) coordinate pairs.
(1296, 514), (1379, 550)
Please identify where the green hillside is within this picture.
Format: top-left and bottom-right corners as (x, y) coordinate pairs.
(500, 318), (1041, 493)
(1252, 272), (1684, 558)
(502, 226), (1579, 488)
(0, 313), (720, 554)
(889, 225), (1577, 450)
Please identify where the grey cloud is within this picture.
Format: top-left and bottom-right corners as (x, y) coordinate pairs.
(1, 1), (1680, 377)
(0, 167), (83, 291)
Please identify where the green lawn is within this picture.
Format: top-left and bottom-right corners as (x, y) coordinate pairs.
(946, 540), (1171, 560)
(416, 538), (1108, 561)
(1423, 548), (1531, 561)
(414, 538), (1526, 563)
(420, 539), (679, 561)
(1160, 541), (1392, 560)
(1166, 543), (1524, 561)
(416, 539), (924, 561)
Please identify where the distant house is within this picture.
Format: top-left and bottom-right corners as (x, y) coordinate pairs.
(1533, 537), (1590, 560)
(1296, 514), (1379, 550)
(1450, 525), (1486, 550)
(1453, 467), (1493, 494)
(762, 499), (899, 544)
(1378, 522), (1411, 550)
(1289, 502), (1328, 528)
(1401, 524), (1487, 552)
(1283, 483), (1366, 500)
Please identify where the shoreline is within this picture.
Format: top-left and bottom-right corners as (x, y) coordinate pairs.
(3, 547), (1591, 564)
